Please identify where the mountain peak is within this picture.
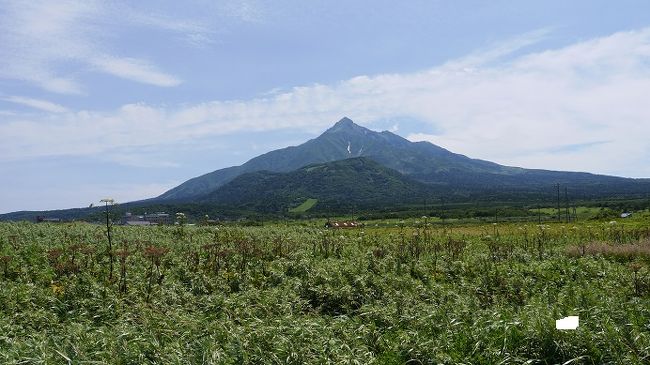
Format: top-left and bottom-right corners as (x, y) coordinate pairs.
(325, 117), (368, 135)
(335, 117), (355, 126)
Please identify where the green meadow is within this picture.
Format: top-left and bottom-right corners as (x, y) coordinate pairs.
(288, 199), (319, 213)
(1, 216), (649, 364)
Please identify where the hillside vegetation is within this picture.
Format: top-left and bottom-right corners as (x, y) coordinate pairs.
(206, 158), (438, 212)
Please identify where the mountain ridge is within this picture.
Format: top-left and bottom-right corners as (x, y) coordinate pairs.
(2, 117), (649, 221)
(158, 117), (649, 203)
(157, 117), (508, 200)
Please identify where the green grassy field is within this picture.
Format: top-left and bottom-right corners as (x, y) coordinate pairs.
(531, 207), (606, 220)
(289, 198), (318, 213)
(1, 217), (649, 364)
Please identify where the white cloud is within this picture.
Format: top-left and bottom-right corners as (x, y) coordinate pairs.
(92, 57), (182, 87)
(0, 1), (270, 92)
(40, 77), (84, 95)
(0, 1), (96, 94)
(2, 96), (68, 113)
(0, 0), (189, 92)
(442, 27), (554, 69)
(1, 28), (650, 177)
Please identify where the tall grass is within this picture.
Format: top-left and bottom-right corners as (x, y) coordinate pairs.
(0, 220), (648, 364)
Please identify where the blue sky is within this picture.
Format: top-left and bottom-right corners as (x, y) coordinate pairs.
(1, 0), (650, 213)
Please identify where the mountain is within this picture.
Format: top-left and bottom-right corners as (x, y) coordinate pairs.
(2, 117), (649, 222)
(157, 117), (511, 201)
(205, 157), (439, 213)
(158, 117), (374, 200)
(158, 117), (650, 203)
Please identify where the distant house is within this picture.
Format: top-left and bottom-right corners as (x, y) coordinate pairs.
(325, 220), (363, 229)
(123, 212), (173, 225)
(123, 212), (144, 225)
(125, 220), (152, 226)
(620, 212), (633, 218)
(145, 213), (172, 225)
(36, 216), (62, 223)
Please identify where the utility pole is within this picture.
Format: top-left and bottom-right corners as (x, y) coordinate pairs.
(556, 183), (561, 223)
(564, 187), (570, 223)
(100, 198), (114, 281)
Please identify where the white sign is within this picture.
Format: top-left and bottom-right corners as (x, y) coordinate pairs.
(556, 316), (579, 330)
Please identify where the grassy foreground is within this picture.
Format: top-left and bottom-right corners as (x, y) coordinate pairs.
(1, 219), (649, 364)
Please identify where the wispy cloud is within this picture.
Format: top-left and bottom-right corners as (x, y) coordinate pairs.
(442, 27), (554, 69)
(1, 28), (650, 177)
(0, 1), (194, 92)
(221, 0), (265, 23)
(2, 96), (68, 113)
(92, 57), (182, 87)
(0, 1), (271, 93)
(0, 1), (95, 94)
(547, 140), (612, 154)
(116, 5), (218, 48)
